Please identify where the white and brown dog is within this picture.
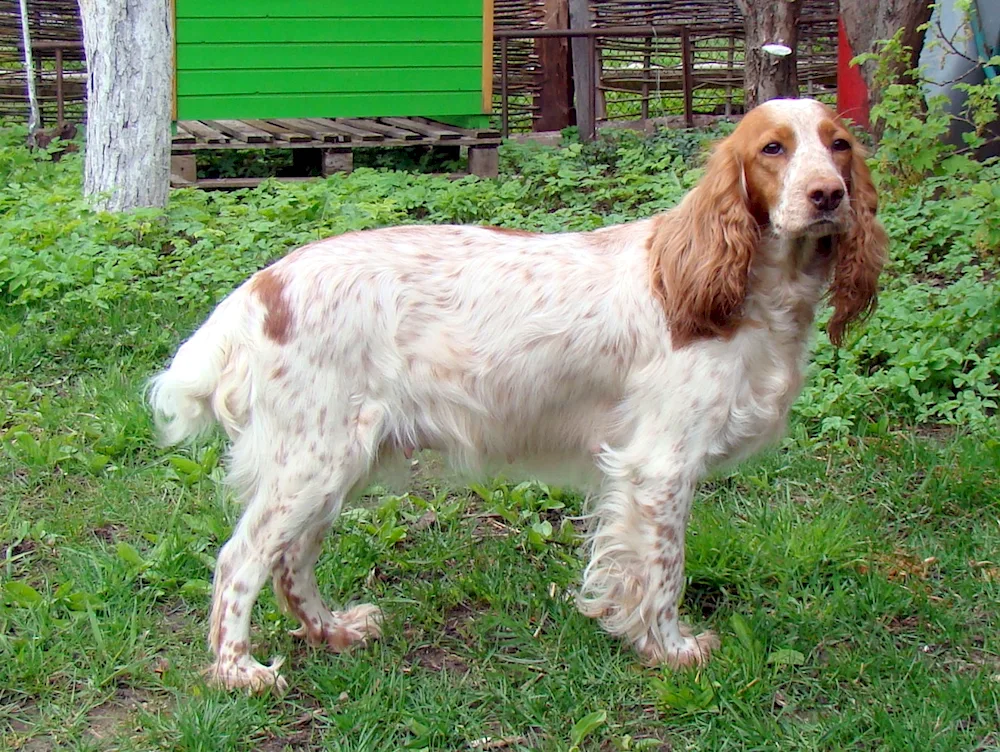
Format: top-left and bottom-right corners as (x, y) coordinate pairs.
(150, 98), (887, 692)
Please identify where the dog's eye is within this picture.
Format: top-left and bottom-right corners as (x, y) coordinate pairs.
(761, 142), (783, 156)
(831, 138), (851, 152)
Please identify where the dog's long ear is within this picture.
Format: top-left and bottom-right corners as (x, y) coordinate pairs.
(827, 144), (887, 347)
(649, 138), (760, 348)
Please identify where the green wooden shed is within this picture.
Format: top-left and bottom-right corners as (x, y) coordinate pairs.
(169, 0), (501, 186)
(173, 0), (493, 125)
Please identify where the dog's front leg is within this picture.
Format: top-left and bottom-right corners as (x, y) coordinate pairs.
(579, 450), (718, 668)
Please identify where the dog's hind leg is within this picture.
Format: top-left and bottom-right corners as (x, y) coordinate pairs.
(206, 410), (383, 693)
(272, 519), (382, 652)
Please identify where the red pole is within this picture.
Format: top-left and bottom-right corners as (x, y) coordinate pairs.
(837, 16), (869, 129)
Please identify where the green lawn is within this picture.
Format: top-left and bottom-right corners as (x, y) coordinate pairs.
(1, 122), (998, 750)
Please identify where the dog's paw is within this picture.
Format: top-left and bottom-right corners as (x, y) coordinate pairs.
(205, 655), (288, 695)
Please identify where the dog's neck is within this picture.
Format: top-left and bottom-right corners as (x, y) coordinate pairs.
(743, 231), (836, 344)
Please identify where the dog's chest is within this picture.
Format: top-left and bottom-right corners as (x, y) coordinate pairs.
(708, 326), (809, 462)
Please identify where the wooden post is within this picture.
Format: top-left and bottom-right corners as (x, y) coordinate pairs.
(469, 145), (499, 178)
(641, 34), (652, 121)
(500, 36), (509, 137)
(170, 153), (196, 183)
(482, 0), (494, 113)
(55, 47), (64, 124)
(568, 0), (594, 141)
(725, 33), (735, 117)
(322, 148), (353, 176)
(535, 0), (572, 131)
(680, 26), (693, 128)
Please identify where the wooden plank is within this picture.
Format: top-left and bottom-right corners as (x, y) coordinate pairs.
(171, 140), (329, 152)
(338, 119), (423, 140)
(680, 27), (694, 129)
(415, 117), (499, 139)
(272, 118), (348, 142)
(205, 119), (273, 143)
(188, 176), (320, 190)
(380, 118), (463, 140)
(177, 67), (481, 97)
(176, 92), (483, 122)
(178, 120), (229, 143)
(170, 154), (197, 182)
(176, 42), (480, 71)
(172, 123), (197, 144)
(308, 119), (384, 142)
(535, 0), (572, 131)
(482, 0), (494, 113)
(568, 0), (595, 141)
(175, 0), (480, 19)
(243, 120), (314, 142)
(176, 18), (481, 45)
(170, 0), (177, 120)
(170, 136), (503, 152)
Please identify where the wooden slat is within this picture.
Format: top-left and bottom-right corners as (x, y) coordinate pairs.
(177, 67), (480, 97)
(170, 0), (177, 120)
(265, 119), (345, 142)
(379, 117), (463, 140)
(415, 117), (499, 139)
(175, 92), (483, 122)
(176, 0), (481, 19)
(205, 119), (273, 143)
(242, 119), (313, 142)
(338, 118), (422, 140)
(309, 119), (384, 142)
(172, 123), (197, 144)
(176, 18), (480, 45)
(179, 120), (229, 143)
(176, 42), (480, 71)
(189, 176), (321, 190)
(170, 135), (504, 154)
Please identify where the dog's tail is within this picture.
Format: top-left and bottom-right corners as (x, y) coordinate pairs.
(148, 290), (253, 446)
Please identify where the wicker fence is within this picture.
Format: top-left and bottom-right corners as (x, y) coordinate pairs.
(0, 0), (85, 124)
(0, 0), (839, 134)
(575, 0), (838, 126)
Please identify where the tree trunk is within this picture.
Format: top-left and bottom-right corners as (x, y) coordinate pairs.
(18, 0), (40, 141)
(841, 0), (934, 94)
(79, 0), (172, 212)
(736, 0), (801, 109)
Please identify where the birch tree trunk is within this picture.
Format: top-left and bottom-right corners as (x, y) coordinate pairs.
(79, 0), (172, 212)
(18, 0), (40, 142)
(736, 0), (800, 109)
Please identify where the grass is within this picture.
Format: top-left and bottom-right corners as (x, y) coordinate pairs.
(3, 292), (999, 752)
(2, 396), (998, 750)
(1, 124), (999, 749)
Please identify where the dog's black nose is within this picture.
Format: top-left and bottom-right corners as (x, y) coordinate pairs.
(807, 181), (845, 211)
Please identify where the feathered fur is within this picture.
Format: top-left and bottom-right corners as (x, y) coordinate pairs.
(149, 98), (887, 693)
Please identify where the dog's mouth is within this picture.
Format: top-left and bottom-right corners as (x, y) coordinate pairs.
(806, 217), (842, 237)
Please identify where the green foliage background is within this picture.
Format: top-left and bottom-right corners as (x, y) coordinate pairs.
(1, 114), (998, 443)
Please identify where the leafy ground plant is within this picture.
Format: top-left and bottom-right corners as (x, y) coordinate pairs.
(1, 92), (999, 749)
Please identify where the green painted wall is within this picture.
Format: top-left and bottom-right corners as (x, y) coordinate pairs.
(174, 0), (488, 122)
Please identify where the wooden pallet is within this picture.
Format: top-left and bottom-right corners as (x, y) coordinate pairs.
(170, 116), (501, 188)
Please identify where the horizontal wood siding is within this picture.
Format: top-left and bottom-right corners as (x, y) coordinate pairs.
(175, 1), (488, 121)
(176, 43), (481, 71)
